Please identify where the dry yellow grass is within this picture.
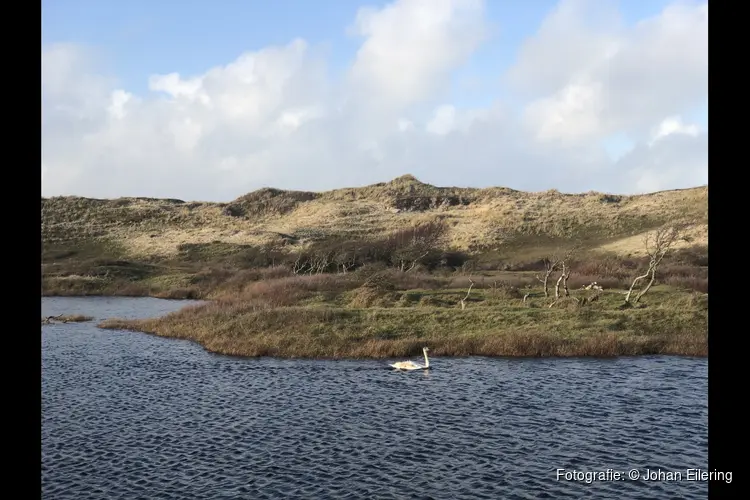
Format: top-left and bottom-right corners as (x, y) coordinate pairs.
(598, 224), (708, 256)
(42, 175), (708, 260)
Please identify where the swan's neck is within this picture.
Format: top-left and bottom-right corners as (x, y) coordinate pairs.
(423, 350), (429, 367)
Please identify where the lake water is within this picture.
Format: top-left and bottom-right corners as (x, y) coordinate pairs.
(42, 297), (709, 499)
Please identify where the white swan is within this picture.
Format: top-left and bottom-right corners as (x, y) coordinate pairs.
(390, 347), (430, 371)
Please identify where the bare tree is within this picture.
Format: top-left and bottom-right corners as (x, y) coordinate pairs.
(562, 261), (571, 297)
(560, 246), (580, 298)
(308, 250), (332, 275)
(536, 257), (560, 298)
(291, 253), (308, 274)
(340, 261), (355, 274)
(539, 247), (577, 301)
(459, 279), (474, 310)
(394, 251), (429, 272)
(389, 220), (447, 272)
(333, 243), (357, 274)
(549, 261), (573, 308)
(624, 225), (681, 304)
(554, 261), (573, 300)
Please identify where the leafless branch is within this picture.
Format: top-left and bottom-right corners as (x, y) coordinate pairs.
(459, 279), (475, 310)
(545, 246), (578, 305)
(291, 254), (308, 274)
(404, 252), (429, 272)
(334, 244), (357, 274)
(535, 256), (561, 298)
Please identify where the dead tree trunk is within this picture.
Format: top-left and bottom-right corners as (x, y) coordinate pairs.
(460, 279), (474, 310)
(549, 271), (565, 308)
(634, 268), (659, 303)
(626, 267), (660, 304)
(547, 254), (574, 307)
(562, 263), (571, 297)
(624, 270), (650, 304)
(554, 273), (564, 300)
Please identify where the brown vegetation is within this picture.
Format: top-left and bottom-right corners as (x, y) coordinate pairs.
(97, 268), (706, 358)
(98, 249), (707, 359)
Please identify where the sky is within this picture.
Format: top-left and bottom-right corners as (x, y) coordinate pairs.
(41, 0), (708, 201)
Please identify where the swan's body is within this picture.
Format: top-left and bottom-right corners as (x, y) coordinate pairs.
(390, 347), (430, 371)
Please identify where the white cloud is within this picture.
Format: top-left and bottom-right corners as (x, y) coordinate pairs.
(106, 90), (133, 120)
(426, 105), (457, 135)
(523, 79), (605, 145)
(397, 118), (415, 132)
(507, 0), (625, 98)
(516, 0), (707, 145)
(347, 0), (487, 111)
(41, 0), (707, 201)
(617, 127), (707, 193)
(648, 115), (701, 146)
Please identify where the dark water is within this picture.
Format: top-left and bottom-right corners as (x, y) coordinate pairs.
(42, 297), (710, 500)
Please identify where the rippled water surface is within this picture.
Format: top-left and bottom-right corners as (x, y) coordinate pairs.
(42, 297), (708, 499)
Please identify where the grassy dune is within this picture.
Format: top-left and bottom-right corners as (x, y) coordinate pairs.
(43, 175), (708, 357)
(42, 175), (707, 297)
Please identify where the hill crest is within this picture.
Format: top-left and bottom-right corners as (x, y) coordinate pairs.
(42, 175), (708, 259)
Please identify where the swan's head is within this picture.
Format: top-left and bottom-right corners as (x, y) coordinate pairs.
(423, 346), (430, 352)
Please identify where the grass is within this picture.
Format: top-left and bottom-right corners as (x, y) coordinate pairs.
(97, 269), (707, 358)
(43, 175), (708, 358)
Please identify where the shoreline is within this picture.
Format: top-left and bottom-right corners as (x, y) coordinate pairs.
(95, 322), (709, 359)
(93, 298), (705, 359)
(43, 291), (707, 359)
(45, 265), (707, 360)
(100, 325), (710, 361)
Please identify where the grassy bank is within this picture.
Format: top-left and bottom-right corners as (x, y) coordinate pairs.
(98, 269), (707, 358)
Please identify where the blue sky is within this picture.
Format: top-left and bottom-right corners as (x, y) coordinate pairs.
(41, 0), (708, 200)
(43, 0), (678, 99)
